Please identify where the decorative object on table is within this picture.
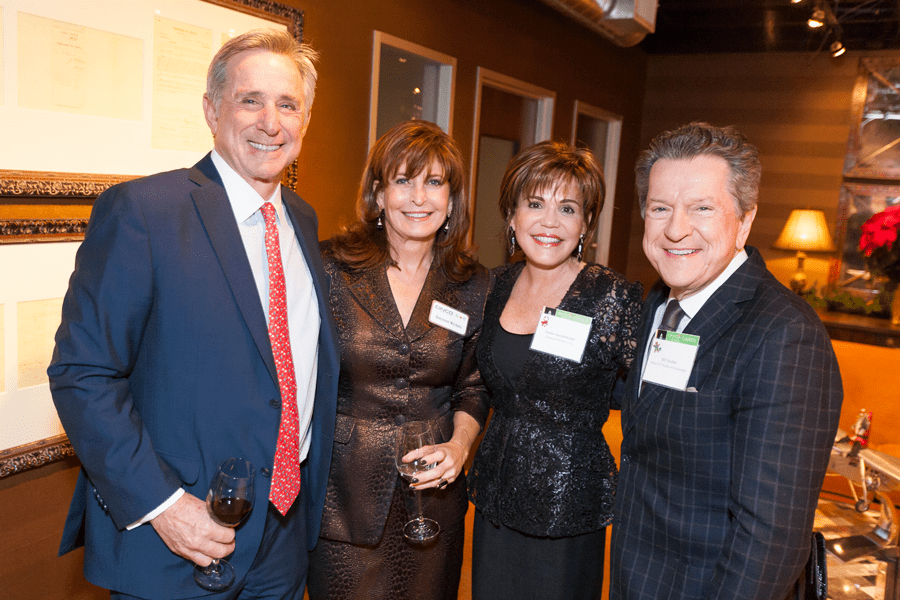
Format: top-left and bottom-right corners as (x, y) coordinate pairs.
(859, 204), (900, 324)
(773, 209), (837, 294)
(829, 183), (900, 318)
(843, 58), (900, 181)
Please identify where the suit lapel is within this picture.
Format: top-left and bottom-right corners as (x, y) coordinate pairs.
(343, 257), (448, 342)
(190, 156), (278, 385)
(682, 249), (762, 362)
(345, 265), (407, 341)
(623, 250), (765, 436)
(404, 260), (446, 342)
(623, 285), (667, 434)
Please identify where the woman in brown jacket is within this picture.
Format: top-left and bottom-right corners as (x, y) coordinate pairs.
(307, 120), (489, 600)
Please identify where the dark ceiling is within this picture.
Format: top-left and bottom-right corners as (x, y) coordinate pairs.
(640, 0), (900, 54)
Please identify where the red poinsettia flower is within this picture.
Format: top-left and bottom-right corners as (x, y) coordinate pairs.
(859, 205), (900, 282)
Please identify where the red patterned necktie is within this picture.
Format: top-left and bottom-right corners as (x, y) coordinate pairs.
(261, 202), (301, 515)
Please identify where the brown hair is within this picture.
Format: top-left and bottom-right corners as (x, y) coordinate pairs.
(330, 120), (478, 282)
(635, 122), (761, 218)
(206, 29), (319, 117)
(499, 140), (605, 249)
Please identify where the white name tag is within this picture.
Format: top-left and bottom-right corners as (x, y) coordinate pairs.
(429, 300), (469, 335)
(529, 307), (592, 363)
(642, 329), (700, 391)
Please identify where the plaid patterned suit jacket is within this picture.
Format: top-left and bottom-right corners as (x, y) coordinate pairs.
(610, 247), (842, 600)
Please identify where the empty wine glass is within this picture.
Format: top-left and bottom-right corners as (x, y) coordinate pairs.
(193, 458), (255, 591)
(395, 421), (440, 542)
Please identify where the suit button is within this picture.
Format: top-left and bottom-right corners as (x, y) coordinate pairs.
(261, 467), (272, 478)
(621, 454), (630, 463)
(395, 415), (406, 425)
(398, 343), (410, 355)
(269, 399), (281, 409)
(394, 378), (408, 389)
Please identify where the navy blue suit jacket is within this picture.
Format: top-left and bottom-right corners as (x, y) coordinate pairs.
(610, 247), (842, 600)
(48, 154), (339, 599)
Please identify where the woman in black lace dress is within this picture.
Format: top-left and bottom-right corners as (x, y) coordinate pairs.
(467, 141), (643, 599)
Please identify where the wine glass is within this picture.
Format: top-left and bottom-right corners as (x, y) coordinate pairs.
(395, 421), (440, 542)
(193, 458), (255, 591)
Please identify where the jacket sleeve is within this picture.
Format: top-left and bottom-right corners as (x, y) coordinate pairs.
(47, 184), (182, 530)
(709, 317), (842, 599)
(450, 268), (491, 429)
(617, 279), (644, 371)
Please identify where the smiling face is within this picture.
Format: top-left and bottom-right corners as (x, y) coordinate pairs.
(511, 180), (587, 271)
(376, 161), (451, 249)
(642, 155), (756, 300)
(203, 49), (310, 198)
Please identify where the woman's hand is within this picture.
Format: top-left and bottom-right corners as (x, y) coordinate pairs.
(400, 412), (480, 490)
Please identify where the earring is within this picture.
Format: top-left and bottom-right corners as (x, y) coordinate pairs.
(576, 234), (585, 262)
(443, 212), (451, 232)
(376, 209), (384, 230)
(508, 227), (517, 256)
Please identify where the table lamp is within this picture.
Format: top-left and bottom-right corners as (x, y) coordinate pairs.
(773, 209), (836, 293)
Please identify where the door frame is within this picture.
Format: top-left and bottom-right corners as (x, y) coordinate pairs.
(571, 100), (622, 267)
(469, 67), (555, 244)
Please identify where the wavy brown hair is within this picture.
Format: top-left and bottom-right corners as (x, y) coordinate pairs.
(330, 120), (478, 282)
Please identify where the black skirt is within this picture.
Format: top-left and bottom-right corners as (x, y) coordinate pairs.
(471, 508), (605, 600)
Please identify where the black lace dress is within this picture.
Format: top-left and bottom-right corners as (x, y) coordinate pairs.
(467, 261), (642, 599)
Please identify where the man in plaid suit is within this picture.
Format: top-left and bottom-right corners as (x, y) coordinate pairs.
(610, 122), (842, 600)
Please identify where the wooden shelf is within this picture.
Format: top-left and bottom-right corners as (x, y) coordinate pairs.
(818, 310), (900, 348)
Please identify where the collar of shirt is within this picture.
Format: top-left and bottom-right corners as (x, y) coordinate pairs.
(670, 248), (749, 323)
(211, 150), (286, 225)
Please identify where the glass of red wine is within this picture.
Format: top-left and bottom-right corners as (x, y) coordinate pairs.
(193, 458), (255, 591)
(395, 421), (440, 542)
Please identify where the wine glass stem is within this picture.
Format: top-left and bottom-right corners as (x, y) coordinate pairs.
(204, 559), (221, 575)
(414, 488), (425, 522)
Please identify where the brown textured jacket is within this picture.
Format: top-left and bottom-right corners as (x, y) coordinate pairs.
(317, 244), (490, 545)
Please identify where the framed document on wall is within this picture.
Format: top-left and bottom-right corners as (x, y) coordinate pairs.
(0, 0), (304, 477)
(0, 0), (303, 244)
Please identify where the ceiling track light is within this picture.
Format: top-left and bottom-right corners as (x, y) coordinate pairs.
(830, 40), (845, 56)
(808, 8), (825, 28)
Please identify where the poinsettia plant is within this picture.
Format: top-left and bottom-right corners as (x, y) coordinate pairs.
(859, 205), (900, 283)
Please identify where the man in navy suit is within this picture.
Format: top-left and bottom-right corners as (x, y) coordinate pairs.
(610, 122), (842, 600)
(48, 29), (338, 600)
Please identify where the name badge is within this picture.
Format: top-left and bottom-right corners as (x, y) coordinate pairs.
(529, 307), (592, 363)
(429, 300), (469, 335)
(642, 329), (700, 391)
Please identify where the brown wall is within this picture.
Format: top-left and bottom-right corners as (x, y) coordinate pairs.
(0, 1), (648, 596)
(626, 50), (866, 290)
(0, 458), (105, 599)
(291, 0), (648, 274)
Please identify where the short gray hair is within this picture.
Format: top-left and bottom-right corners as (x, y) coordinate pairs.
(206, 29), (318, 116)
(635, 122), (761, 218)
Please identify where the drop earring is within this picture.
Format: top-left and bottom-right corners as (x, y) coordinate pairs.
(444, 212), (451, 232)
(576, 234), (585, 262)
(508, 227), (517, 256)
(376, 209), (384, 230)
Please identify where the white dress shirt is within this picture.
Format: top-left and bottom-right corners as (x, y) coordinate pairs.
(129, 153), (320, 528)
(640, 249), (749, 385)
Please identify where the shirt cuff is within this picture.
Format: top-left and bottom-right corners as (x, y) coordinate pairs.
(125, 488), (185, 530)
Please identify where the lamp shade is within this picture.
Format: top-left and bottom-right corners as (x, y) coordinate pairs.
(773, 209), (836, 252)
